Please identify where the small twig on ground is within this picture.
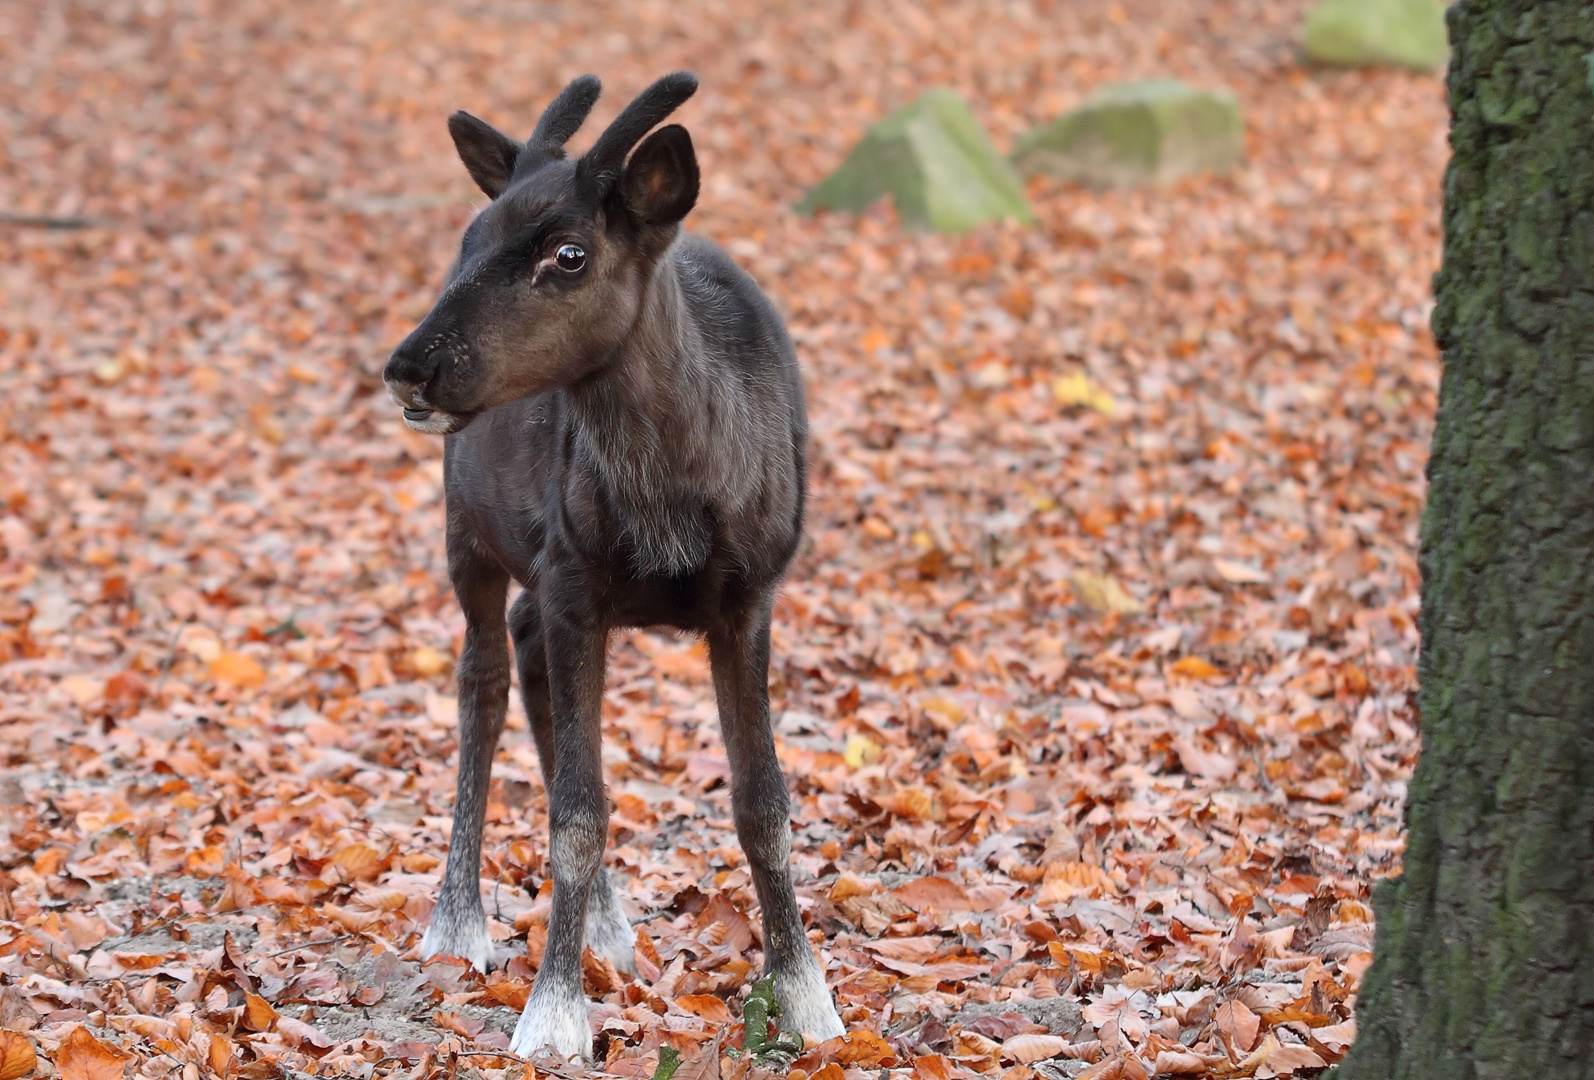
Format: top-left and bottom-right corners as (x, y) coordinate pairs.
(260, 933), (356, 958)
(0, 211), (109, 229)
(1252, 746), (1273, 794)
(151, 623), (186, 701)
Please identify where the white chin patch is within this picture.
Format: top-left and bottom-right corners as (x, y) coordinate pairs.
(403, 410), (462, 434)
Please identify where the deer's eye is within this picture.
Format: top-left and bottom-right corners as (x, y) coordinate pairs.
(554, 243), (586, 272)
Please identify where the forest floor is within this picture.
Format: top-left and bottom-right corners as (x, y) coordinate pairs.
(0, 0), (1445, 1077)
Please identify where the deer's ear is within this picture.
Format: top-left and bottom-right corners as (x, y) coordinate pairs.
(448, 111), (523, 198)
(620, 125), (699, 226)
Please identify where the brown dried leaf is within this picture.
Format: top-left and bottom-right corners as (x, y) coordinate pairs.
(674, 1029), (723, 1080)
(999, 1034), (1067, 1063)
(887, 876), (970, 911)
(1256, 1044), (1328, 1078)
(1215, 999), (1260, 1054)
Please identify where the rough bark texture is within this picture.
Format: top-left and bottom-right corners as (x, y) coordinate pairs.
(1341, 2), (1594, 1077)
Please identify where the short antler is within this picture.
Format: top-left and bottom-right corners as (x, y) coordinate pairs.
(577, 71), (698, 196)
(526, 74), (603, 165)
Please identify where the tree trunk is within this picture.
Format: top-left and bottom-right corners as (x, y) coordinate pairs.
(1340, 2), (1594, 1077)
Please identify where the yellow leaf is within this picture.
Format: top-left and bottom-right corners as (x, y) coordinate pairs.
(408, 646), (450, 677)
(0, 1031), (36, 1080)
(1169, 656), (1221, 679)
(1052, 371), (1115, 414)
(920, 698), (965, 731)
(209, 651), (265, 688)
(1070, 570), (1143, 615)
(843, 734), (881, 768)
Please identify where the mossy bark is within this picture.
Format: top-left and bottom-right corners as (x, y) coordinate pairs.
(1340, 2), (1594, 1077)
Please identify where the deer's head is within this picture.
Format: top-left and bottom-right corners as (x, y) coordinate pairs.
(384, 73), (700, 435)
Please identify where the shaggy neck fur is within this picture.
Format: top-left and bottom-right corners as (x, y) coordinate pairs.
(567, 244), (762, 577)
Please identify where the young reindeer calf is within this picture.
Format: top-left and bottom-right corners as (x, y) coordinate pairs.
(383, 73), (846, 1060)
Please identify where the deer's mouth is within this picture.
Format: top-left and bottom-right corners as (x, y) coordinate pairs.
(402, 407), (469, 435)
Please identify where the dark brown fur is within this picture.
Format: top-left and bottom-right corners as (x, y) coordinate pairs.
(383, 73), (843, 1059)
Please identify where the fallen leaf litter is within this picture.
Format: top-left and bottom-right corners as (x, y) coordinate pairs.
(0, 0), (1438, 1077)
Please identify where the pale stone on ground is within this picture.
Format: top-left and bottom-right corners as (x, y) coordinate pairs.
(1012, 79), (1243, 188)
(1303, 0), (1448, 72)
(799, 88), (1032, 233)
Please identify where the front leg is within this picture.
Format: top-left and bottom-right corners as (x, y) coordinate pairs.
(710, 597), (845, 1043)
(420, 544), (510, 973)
(511, 584), (608, 1061)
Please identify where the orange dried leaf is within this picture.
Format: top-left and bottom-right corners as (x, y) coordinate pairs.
(110, 953), (166, 970)
(674, 994), (735, 1024)
(887, 876), (970, 912)
(408, 646), (450, 677)
(243, 992), (278, 1032)
(828, 874), (878, 903)
(1168, 656), (1221, 679)
(828, 1031), (896, 1067)
(209, 651), (266, 688)
(208, 1034), (233, 1076)
(54, 1027), (129, 1080)
(483, 980), (531, 1011)
(327, 843), (386, 882)
(0, 1031), (35, 1080)
(860, 328), (892, 353)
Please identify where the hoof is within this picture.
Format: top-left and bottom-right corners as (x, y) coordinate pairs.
(775, 961), (845, 1042)
(586, 880), (638, 977)
(510, 983), (592, 1061)
(418, 912), (495, 973)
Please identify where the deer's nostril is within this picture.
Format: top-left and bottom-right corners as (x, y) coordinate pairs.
(386, 380), (425, 409)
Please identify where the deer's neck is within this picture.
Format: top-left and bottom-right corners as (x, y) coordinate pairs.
(566, 251), (760, 576)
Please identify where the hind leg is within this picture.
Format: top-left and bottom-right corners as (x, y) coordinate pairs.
(511, 590), (636, 977)
(710, 595), (844, 1041)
